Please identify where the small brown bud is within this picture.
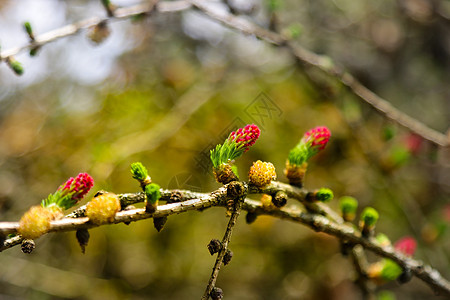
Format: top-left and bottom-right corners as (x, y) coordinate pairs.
(397, 268), (412, 284)
(272, 191), (287, 208)
(207, 239), (223, 255)
(153, 217), (167, 232)
(213, 164), (239, 184)
(87, 21), (111, 45)
(210, 287), (224, 300)
(245, 212), (257, 224)
(76, 229), (90, 254)
(21, 239), (35, 254)
(284, 161), (307, 187)
(223, 249), (233, 265)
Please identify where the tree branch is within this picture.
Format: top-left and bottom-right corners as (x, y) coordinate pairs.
(0, 1), (192, 60)
(350, 245), (375, 299)
(1, 181), (449, 296)
(201, 189), (245, 299)
(243, 197), (450, 297)
(189, 0), (449, 147)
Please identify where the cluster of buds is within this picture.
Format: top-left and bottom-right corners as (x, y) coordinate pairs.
(368, 236), (417, 284)
(248, 160), (276, 187)
(339, 196), (358, 222)
(285, 126), (330, 187)
(18, 173), (94, 240)
(359, 207), (379, 238)
(210, 124), (260, 184)
(86, 192), (121, 225)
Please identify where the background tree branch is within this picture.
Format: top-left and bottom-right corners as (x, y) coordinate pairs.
(1, 0), (446, 147)
(189, 0), (449, 147)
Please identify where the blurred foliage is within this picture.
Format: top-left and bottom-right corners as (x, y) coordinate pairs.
(0, 0), (449, 299)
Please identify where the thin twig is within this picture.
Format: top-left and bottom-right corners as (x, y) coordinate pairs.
(250, 181), (343, 223)
(0, 186), (226, 250)
(0, 1), (192, 60)
(350, 245), (375, 299)
(189, 0), (448, 147)
(201, 193), (245, 299)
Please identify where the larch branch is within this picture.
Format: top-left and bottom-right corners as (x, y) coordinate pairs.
(1, 181), (449, 296)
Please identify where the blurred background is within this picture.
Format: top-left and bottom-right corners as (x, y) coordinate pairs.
(0, 0), (449, 299)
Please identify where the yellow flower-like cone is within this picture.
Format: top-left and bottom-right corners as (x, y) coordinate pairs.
(86, 193), (121, 225)
(248, 160), (276, 187)
(18, 205), (63, 239)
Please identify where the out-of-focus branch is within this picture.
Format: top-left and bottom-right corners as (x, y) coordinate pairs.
(189, 0), (449, 147)
(1, 0), (446, 147)
(244, 198), (450, 297)
(0, 1), (192, 60)
(1, 181), (450, 296)
(109, 83), (215, 160)
(350, 245), (375, 299)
